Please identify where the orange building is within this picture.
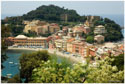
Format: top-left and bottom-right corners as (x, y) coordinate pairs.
(5, 35), (50, 48)
(72, 41), (87, 57)
(66, 38), (75, 53)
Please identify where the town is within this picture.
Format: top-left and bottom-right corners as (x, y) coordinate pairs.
(4, 16), (124, 62)
(1, 3), (124, 83)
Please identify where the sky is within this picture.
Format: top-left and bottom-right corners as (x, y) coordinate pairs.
(1, 1), (124, 26)
(1, 1), (124, 15)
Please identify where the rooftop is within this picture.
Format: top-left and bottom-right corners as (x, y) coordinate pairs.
(95, 35), (104, 38)
(96, 25), (105, 28)
(15, 35), (27, 39)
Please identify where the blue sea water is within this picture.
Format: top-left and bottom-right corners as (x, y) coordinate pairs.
(2, 49), (73, 78)
(2, 50), (35, 78)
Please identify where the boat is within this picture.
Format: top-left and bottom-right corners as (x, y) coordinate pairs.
(9, 62), (13, 64)
(14, 63), (18, 65)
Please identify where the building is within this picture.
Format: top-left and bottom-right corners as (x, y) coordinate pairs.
(94, 35), (105, 43)
(73, 26), (84, 37)
(94, 25), (106, 34)
(66, 38), (75, 53)
(83, 26), (91, 34)
(84, 16), (100, 27)
(72, 41), (87, 57)
(7, 35), (50, 48)
(49, 23), (60, 34)
(87, 46), (97, 57)
(54, 39), (67, 51)
(14, 35), (28, 46)
(72, 24), (91, 36)
(84, 20), (94, 27)
(23, 20), (60, 35)
(4, 37), (15, 46)
(119, 44), (124, 53)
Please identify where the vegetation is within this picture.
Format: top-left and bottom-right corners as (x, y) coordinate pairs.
(93, 18), (123, 42)
(1, 25), (11, 69)
(1, 5), (123, 42)
(29, 54), (124, 83)
(85, 56), (124, 83)
(8, 74), (20, 83)
(19, 50), (50, 82)
(30, 61), (87, 83)
(7, 24), (25, 36)
(2, 5), (86, 25)
(86, 36), (94, 43)
(111, 54), (124, 71)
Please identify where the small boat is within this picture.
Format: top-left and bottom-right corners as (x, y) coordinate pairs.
(14, 63), (18, 65)
(9, 62), (13, 64)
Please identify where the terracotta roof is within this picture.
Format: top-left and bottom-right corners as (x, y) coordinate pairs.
(67, 38), (75, 43)
(119, 45), (124, 51)
(8, 37), (15, 39)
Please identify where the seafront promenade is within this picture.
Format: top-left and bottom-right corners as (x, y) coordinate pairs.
(8, 47), (84, 63)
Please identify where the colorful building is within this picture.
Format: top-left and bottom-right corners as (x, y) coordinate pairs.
(5, 35), (50, 48)
(72, 41), (87, 57)
(66, 38), (75, 53)
(23, 20), (60, 35)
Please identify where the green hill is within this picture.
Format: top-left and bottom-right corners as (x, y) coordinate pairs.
(2, 5), (86, 25)
(1, 5), (123, 42)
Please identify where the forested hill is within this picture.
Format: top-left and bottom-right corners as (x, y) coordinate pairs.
(2, 5), (123, 41)
(2, 5), (86, 25)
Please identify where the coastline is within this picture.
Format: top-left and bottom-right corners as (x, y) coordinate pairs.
(8, 47), (83, 63)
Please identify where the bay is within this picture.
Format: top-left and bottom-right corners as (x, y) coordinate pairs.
(2, 49), (73, 78)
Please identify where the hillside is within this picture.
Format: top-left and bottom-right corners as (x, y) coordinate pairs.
(2, 5), (86, 25)
(1, 5), (123, 42)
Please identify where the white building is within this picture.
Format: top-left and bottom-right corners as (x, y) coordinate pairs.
(94, 35), (104, 43)
(94, 25), (106, 34)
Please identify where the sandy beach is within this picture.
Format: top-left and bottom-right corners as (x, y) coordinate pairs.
(8, 47), (83, 63)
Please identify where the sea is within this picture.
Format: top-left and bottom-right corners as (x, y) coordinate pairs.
(2, 49), (74, 78)
(2, 50), (35, 77)
(1, 14), (124, 78)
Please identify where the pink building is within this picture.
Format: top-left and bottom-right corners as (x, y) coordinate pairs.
(72, 41), (86, 57)
(83, 26), (91, 34)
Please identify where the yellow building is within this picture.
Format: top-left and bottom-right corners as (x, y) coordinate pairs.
(23, 20), (60, 35)
(55, 39), (67, 51)
(66, 38), (75, 53)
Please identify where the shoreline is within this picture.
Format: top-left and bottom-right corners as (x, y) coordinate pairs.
(8, 47), (83, 63)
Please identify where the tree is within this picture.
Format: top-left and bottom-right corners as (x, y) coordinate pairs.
(31, 55), (124, 83)
(86, 36), (94, 43)
(85, 56), (124, 83)
(1, 25), (10, 69)
(30, 60), (88, 83)
(111, 54), (124, 71)
(19, 50), (50, 82)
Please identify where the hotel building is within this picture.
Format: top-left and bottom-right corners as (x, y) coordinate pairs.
(5, 35), (49, 48)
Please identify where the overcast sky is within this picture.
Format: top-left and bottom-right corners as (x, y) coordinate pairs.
(1, 1), (124, 16)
